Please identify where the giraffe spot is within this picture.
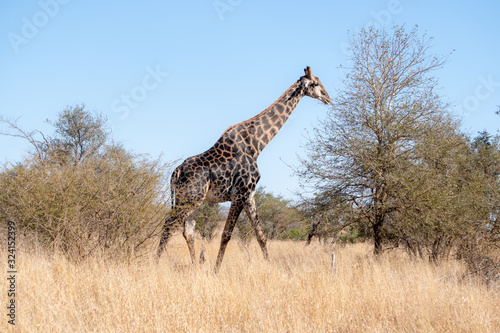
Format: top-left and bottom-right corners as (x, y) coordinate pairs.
(276, 104), (284, 112)
(263, 120), (271, 131)
(251, 138), (259, 151)
(257, 127), (263, 137)
(248, 125), (256, 135)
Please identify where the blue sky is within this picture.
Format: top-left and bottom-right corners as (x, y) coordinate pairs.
(1, 0), (499, 200)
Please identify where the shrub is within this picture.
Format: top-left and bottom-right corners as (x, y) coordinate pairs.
(0, 105), (172, 259)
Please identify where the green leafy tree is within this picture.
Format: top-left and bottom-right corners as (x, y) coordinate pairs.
(457, 132), (500, 282)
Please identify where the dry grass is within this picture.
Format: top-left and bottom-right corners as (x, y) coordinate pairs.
(2, 235), (499, 332)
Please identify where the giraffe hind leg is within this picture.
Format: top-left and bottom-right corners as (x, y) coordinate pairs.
(183, 212), (197, 264)
(157, 216), (175, 260)
(156, 205), (200, 262)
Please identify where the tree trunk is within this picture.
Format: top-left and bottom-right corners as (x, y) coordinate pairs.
(373, 218), (383, 255)
(306, 219), (320, 245)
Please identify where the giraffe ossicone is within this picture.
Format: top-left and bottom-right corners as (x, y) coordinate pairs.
(157, 66), (331, 272)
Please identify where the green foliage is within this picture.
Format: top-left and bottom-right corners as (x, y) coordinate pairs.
(286, 226), (309, 241)
(236, 187), (306, 242)
(337, 227), (361, 245)
(195, 202), (224, 241)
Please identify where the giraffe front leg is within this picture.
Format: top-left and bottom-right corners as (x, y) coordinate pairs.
(215, 200), (244, 273)
(244, 191), (269, 260)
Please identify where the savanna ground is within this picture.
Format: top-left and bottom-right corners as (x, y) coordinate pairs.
(2, 233), (499, 333)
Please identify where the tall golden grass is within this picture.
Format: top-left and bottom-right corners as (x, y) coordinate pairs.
(2, 235), (499, 332)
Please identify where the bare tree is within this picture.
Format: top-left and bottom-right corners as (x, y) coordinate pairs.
(298, 25), (454, 254)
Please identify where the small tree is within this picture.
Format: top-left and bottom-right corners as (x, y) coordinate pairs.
(46, 103), (108, 164)
(1, 103), (108, 166)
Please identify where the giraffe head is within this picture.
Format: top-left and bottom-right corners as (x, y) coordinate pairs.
(300, 66), (331, 105)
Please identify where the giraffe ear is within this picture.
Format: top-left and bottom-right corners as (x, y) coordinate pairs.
(304, 66), (314, 79)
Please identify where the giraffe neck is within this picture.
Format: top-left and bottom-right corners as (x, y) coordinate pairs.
(237, 80), (305, 157)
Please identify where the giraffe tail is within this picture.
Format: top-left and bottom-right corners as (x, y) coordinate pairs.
(157, 167), (181, 259)
(170, 167), (180, 209)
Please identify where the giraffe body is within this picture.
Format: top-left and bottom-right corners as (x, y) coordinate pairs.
(157, 67), (331, 272)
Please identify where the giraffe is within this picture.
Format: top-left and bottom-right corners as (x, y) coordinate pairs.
(157, 66), (331, 272)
